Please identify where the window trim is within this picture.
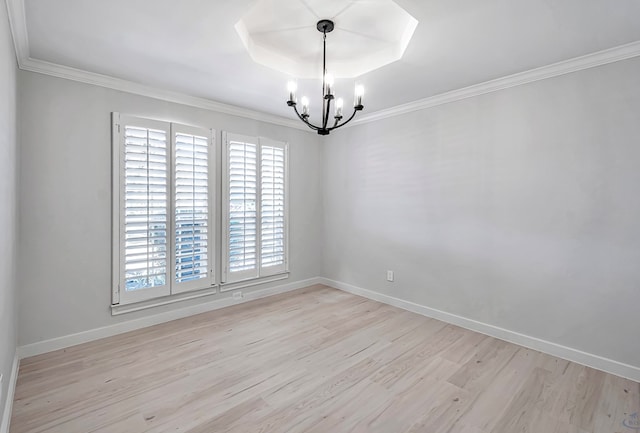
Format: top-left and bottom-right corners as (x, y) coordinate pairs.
(221, 132), (290, 284)
(112, 113), (120, 305)
(112, 113), (216, 306)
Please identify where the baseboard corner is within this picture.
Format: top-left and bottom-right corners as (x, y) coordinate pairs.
(0, 352), (19, 433)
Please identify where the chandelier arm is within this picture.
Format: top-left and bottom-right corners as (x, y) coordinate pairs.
(323, 97), (332, 130)
(321, 99), (327, 130)
(328, 108), (360, 131)
(292, 104), (321, 131)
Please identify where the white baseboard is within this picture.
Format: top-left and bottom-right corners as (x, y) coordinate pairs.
(319, 278), (640, 383)
(18, 277), (322, 359)
(0, 352), (19, 433)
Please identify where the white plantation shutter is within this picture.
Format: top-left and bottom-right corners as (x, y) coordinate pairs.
(224, 134), (259, 282)
(113, 115), (215, 305)
(114, 117), (288, 304)
(260, 139), (287, 275)
(223, 133), (288, 284)
(116, 116), (171, 304)
(172, 126), (214, 293)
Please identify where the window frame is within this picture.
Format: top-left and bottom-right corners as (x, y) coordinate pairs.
(112, 113), (215, 306)
(221, 132), (289, 286)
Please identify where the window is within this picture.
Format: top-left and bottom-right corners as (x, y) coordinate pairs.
(113, 115), (289, 307)
(112, 114), (214, 305)
(222, 133), (288, 284)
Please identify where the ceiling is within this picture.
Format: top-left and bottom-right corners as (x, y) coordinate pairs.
(18, 0), (640, 122)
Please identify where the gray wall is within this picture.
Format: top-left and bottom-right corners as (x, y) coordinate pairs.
(0, 0), (18, 421)
(323, 57), (640, 368)
(18, 71), (323, 345)
(13, 46), (640, 372)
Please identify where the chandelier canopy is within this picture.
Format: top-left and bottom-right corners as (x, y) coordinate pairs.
(286, 20), (364, 135)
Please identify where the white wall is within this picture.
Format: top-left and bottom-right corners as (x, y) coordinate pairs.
(323, 57), (640, 369)
(0, 0), (18, 422)
(17, 71), (323, 345)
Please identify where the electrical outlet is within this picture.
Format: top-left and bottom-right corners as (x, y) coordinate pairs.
(233, 291), (243, 300)
(386, 270), (394, 282)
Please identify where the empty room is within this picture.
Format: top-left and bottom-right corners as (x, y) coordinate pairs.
(1, 0), (639, 432)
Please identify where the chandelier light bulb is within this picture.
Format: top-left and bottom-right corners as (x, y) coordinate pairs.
(354, 85), (365, 108)
(301, 96), (310, 116)
(325, 73), (334, 96)
(287, 80), (297, 103)
(335, 98), (344, 118)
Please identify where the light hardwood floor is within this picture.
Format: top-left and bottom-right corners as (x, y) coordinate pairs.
(10, 285), (640, 433)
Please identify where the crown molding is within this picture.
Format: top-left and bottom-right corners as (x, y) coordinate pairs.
(18, 57), (309, 131)
(7, 0), (640, 130)
(5, 0), (28, 62)
(349, 40), (640, 127)
(5, 0), (306, 131)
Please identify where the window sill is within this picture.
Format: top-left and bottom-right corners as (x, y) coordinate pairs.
(110, 273), (290, 315)
(220, 272), (290, 292)
(111, 286), (219, 316)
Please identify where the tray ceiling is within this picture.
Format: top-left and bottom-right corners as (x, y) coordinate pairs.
(235, 0), (418, 78)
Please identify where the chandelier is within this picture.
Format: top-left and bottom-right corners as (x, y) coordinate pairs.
(286, 20), (364, 135)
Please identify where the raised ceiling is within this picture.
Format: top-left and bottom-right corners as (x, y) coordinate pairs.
(15, 0), (640, 123)
(235, 0), (418, 78)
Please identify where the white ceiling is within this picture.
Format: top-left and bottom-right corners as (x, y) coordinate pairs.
(20, 0), (640, 122)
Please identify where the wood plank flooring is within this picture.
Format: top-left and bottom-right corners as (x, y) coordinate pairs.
(10, 285), (640, 433)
